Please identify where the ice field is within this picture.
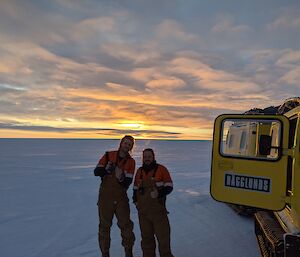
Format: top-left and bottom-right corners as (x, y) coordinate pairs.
(0, 139), (260, 257)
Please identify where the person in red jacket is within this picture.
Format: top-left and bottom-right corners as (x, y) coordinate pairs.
(133, 148), (174, 257)
(94, 135), (136, 257)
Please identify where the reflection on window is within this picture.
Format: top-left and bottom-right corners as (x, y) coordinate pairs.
(240, 131), (246, 150)
(229, 134), (234, 148)
(221, 119), (281, 160)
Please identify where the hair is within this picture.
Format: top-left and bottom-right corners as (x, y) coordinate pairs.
(119, 135), (135, 151)
(143, 148), (155, 160)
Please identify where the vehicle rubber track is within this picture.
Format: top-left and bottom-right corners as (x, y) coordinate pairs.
(254, 211), (285, 257)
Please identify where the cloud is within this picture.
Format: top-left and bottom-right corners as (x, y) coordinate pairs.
(273, 49), (300, 86)
(0, 1), (299, 139)
(275, 49), (300, 68)
(166, 56), (261, 93)
(0, 83), (27, 92)
(146, 77), (186, 89)
(155, 19), (199, 43)
(209, 13), (254, 50)
(0, 40), (278, 135)
(1, 32), (294, 139)
(279, 67), (300, 86)
(233, 48), (300, 102)
(0, 121), (181, 138)
(71, 10), (137, 43)
(0, 1), (72, 45)
(212, 15), (252, 35)
(267, 9), (300, 30)
(100, 42), (161, 65)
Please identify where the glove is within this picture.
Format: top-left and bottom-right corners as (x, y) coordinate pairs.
(158, 186), (173, 198)
(94, 166), (106, 177)
(105, 162), (115, 174)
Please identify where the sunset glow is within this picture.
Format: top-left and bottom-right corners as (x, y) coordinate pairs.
(118, 123), (144, 129)
(0, 1), (299, 139)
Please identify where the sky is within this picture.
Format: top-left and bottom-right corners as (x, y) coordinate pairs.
(0, 0), (300, 139)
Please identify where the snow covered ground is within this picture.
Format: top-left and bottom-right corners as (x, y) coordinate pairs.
(0, 139), (260, 257)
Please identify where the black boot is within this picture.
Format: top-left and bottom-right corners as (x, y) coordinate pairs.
(102, 252), (110, 257)
(125, 248), (133, 257)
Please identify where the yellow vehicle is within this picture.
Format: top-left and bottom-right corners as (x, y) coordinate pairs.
(210, 97), (300, 257)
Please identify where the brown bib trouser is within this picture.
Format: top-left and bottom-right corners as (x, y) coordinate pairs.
(98, 173), (135, 255)
(137, 178), (174, 257)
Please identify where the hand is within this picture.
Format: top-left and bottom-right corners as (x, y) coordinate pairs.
(105, 162), (115, 173)
(150, 188), (158, 199)
(94, 166), (105, 177)
(115, 166), (125, 181)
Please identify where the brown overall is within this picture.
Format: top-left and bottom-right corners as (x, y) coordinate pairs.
(136, 176), (174, 257)
(98, 168), (135, 256)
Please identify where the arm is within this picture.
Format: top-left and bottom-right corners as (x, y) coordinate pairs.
(158, 166), (173, 198)
(94, 152), (109, 177)
(158, 186), (173, 198)
(118, 158), (136, 189)
(119, 176), (133, 189)
(132, 168), (140, 203)
(94, 165), (106, 177)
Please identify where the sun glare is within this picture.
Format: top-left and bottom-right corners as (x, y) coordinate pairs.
(118, 122), (143, 129)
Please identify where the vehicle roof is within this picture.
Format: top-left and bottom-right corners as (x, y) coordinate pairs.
(284, 105), (300, 118)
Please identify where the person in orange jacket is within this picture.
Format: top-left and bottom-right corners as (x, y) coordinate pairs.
(133, 148), (174, 257)
(94, 135), (136, 257)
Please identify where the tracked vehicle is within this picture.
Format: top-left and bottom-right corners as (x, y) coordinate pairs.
(210, 97), (300, 257)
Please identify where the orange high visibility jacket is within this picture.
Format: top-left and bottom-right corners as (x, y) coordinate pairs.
(133, 164), (173, 201)
(97, 150), (135, 188)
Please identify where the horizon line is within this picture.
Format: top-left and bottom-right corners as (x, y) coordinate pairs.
(0, 137), (212, 141)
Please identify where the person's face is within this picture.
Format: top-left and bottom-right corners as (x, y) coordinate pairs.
(143, 151), (154, 165)
(120, 138), (133, 153)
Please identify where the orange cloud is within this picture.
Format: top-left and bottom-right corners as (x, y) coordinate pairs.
(146, 77), (186, 89)
(1, 2), (298, 140)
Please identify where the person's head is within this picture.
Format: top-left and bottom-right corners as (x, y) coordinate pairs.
(142, 148), (155, 165)
(119, 135), (135, 154)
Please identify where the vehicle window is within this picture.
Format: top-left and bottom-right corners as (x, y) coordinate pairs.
(228, 134), (234, 148)
(240, 131), (246, 150)
(287, 117), (298, 192)
(221, 119), (282, 160)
